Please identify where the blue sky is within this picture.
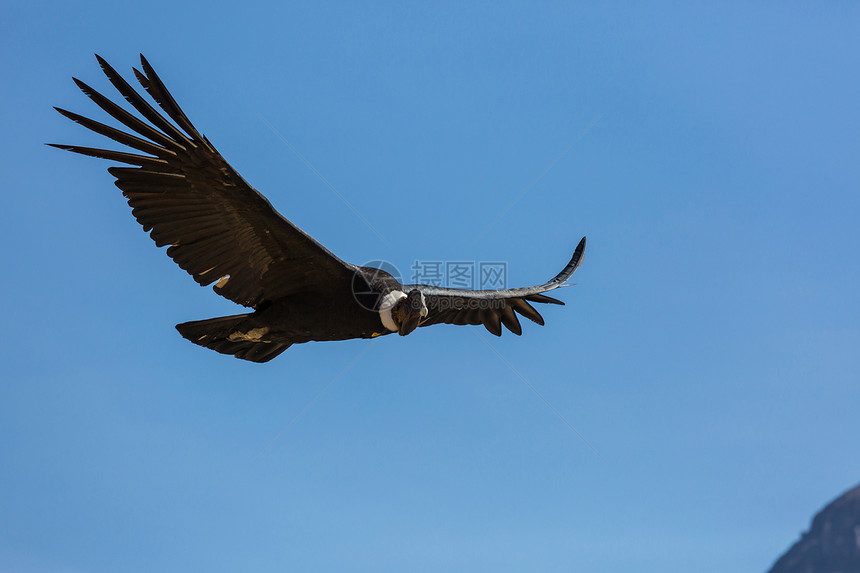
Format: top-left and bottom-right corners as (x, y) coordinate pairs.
(2, 2), (859, 572)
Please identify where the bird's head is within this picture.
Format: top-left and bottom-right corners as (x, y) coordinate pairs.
(390, 289), (428, 336)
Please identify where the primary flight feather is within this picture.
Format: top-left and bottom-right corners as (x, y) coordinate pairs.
(51, 54), (586, 362)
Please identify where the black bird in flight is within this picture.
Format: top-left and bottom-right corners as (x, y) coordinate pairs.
(52, 55), (586, 362)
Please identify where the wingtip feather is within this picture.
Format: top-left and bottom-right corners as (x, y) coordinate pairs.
(94, 53), (113, 73)
(53, 106), (78, 121)
(72, 77), (97, 99)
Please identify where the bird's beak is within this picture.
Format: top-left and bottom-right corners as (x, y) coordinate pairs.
(417, 305), (429, 326)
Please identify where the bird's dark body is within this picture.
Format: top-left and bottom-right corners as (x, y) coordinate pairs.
(53, 55), (586, 362)
(252, 276), (392, 342)
(246, 293), (381, 342)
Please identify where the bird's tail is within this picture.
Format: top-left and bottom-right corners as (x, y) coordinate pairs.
(175, 314), (291, 363)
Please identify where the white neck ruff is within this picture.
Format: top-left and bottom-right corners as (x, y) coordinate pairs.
(379, 290), (407, 331)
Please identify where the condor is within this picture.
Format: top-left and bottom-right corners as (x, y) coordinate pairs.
(51, 55), (586, 363)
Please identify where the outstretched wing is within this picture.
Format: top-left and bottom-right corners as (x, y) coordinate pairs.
(409, 237), (586, 336)
(51, 54), (356, 308)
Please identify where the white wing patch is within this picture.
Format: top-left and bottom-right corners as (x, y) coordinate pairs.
(228, 327), (270, 342)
